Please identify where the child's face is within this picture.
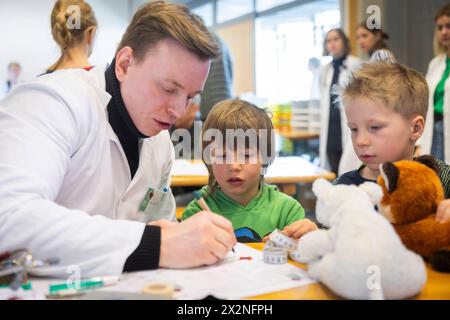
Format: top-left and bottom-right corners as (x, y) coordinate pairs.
(211, 147), (262, 206)
(345, 97), (419, 174)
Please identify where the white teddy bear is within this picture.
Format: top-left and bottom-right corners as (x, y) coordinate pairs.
(294, 178), (427, 300)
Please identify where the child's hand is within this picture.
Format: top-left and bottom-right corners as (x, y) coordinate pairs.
(436, 199), (450, 223)
(282, 219), (318, 239)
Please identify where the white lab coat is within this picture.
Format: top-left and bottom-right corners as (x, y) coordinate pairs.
(420, 54), (450, 162)
(0, 81), (9, 101)
(319, 55), (361, 174)
(0, 66), (176, 278)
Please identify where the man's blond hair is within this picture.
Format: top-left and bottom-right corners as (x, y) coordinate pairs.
(342, 62), (429, 119)
(117, 1), (218, 61)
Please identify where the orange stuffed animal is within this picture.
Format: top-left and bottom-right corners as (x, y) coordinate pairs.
(377, 155), (450, 272)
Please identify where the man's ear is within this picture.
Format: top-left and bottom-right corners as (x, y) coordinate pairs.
(410, 115), (425, 141)
(115, 47), (133, 82)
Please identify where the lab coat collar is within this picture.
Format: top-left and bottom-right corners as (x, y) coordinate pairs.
(85, 63), (112, 110)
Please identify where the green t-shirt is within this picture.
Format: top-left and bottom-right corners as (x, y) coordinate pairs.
(434, 57), (450, 115)
(182, 183), (305, 239)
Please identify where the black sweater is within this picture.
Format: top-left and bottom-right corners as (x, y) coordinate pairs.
(105, 60), (161, 272)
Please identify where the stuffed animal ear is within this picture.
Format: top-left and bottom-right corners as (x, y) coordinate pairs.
(312, 178), (332, 198)
(379, 162), (399, 193)
(359, 182), (383, 205)
(415, 155), (440, 175)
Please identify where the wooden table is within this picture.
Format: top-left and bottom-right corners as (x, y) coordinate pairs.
(245, 243), (450, 300)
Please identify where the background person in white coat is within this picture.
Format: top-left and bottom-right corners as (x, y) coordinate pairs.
(45, 0), (97, 73)
(0, 62), (21, 101)
(421, 4), (450, 163)
(319, 29), (361, 175)
(356, 22), (396, 63)
(0, 1), (236, 278)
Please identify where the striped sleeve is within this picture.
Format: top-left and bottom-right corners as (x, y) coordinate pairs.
(435, 158), (450, 199)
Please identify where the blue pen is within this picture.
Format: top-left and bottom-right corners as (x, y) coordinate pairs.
(193, 191), (212, 212)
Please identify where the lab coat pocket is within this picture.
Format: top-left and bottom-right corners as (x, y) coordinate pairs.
(138, 186), (172, 221)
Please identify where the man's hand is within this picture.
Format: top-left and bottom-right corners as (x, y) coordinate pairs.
(159, 211), (237, 268)
(148, 219), (178, 228)
(281, 219), (318, 239)
(436, 199), (450, 223)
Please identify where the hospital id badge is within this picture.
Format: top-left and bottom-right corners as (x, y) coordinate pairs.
(139, 187), (168, 212)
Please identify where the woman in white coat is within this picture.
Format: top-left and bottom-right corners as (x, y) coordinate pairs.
(46, 0), (97, 73)
(356, 23), (396, 63)
(421, 4), (450, 162)
(319, 28), (361, 175)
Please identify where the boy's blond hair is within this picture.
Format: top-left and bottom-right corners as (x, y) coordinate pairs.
(202, 99), (275, 194)
(342, 62), (429, 119)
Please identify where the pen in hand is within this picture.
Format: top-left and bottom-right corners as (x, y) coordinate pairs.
(193, 191), (236, 253)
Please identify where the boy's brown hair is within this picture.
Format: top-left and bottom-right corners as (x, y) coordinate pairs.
(341, 61), (429, 120)
(117, 1), (219, 62)
(202, 99), (275, 194)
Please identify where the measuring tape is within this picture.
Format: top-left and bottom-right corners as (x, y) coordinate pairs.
(263, 229), (305, 264)
(288, 250), (303, 263)
(268, 229), (298, 250)
(263, 247), (288, 264)
(142, 282), (174, 298)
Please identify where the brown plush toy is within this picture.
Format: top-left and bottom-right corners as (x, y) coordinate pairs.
(377, 155), (450, 272)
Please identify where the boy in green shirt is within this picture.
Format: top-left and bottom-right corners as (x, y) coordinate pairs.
(182, 99), (317, 241)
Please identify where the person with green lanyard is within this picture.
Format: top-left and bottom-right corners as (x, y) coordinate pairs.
(421, 4), (450, 163)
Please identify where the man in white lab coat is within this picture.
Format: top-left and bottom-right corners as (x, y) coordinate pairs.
(0, 2), (236, 278)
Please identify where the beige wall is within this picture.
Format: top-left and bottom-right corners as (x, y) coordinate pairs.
(216, 18), (255, 96)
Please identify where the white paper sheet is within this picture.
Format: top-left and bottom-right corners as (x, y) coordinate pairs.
(100, 243), (315, 299)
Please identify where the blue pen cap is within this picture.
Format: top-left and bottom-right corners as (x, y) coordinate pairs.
(193, 191), (202, 200)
